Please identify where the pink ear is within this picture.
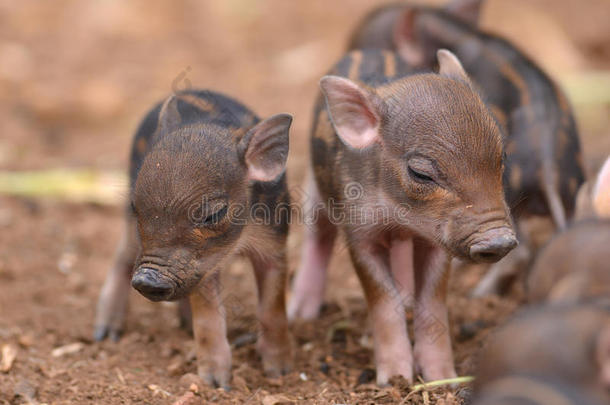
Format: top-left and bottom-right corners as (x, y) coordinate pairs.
(445, 0), (485, 25)
(239, 114), (292, 182)
(594, 156), (610, 217)
(319, 76), (381, 149)
(437, 49), (470, 81)
(393, 8), (425, 66)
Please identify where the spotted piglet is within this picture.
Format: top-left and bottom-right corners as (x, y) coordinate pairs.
(95, 89), (293, 388)
(289, 49), (516, 384)
(348, 0), (586, 297)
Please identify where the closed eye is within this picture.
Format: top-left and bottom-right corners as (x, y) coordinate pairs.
(408, 166), (435, 184)
(200, 205), (228, 226)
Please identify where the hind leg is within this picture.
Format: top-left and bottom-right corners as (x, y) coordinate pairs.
(287, 176), (337, 320)
(94, 216), (138, 341)
(412, 241), (456, 381)
(250, 249), (292, 377)
(390, 238), (415, 308)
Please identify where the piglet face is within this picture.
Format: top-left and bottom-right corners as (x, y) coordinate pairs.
(131, 131), (247, 301)
(321, 50), (516, 262)
(130, 96), (291, 301)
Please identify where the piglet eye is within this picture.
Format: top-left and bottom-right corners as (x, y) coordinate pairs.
(201, 205), (228, 226)
(130, 201), (137, 215)
(408, 166), (435, 184)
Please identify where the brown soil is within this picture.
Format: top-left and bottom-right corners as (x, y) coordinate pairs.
(1, 1), (609, 404)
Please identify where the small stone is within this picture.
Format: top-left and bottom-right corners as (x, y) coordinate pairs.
(51, 342), (84, 357)
(147, 384), (171, 398)
(301, 342), (314, 351)
(1, 344), (17, 372)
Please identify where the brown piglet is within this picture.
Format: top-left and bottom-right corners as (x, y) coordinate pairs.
(527, 157), (610, 304)
(348, 0), (585, 297)
(289, 49), (516, 384)
(472, 303), (610, 405)
(94, 89), (293, 388)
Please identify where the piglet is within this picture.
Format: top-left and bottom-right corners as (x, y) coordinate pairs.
(527, 157), (610, 304)
(94, 89), (293, 388)
(348, 0), (586, 297)
(472, 303), (610, 405)
(289, 48), (516, 384)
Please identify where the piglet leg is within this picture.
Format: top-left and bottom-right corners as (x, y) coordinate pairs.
(190, 273), (232, 389)
(250, 252), (292, 377)
(94, 217), (137, 341)
(390, 238), (415, 308)
(413, 241), (457, 381)
(288, 177), (337, 320)
(348, 238), (413, 385)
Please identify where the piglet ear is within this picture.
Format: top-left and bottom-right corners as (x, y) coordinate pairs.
(158, 95), (182, 134)
(437, 49), (470, 82)
(239, 113), (292, 182)
(593, 156), (610, 217)
(393, 8), (425, 66)
(320, 75), (381, 149)
(445, 0), (485, 25)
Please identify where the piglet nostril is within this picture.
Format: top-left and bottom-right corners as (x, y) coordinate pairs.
(131, 268), (173, 301)
(469, 232), (518, 263)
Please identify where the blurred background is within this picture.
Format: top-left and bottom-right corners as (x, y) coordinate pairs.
(1, 0), (609, 176)
(0, 1), (609, 404)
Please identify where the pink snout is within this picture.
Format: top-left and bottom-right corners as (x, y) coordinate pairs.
(469, 227), (518, 263)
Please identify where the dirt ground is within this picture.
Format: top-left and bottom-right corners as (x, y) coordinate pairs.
(1, 1), (609, 404)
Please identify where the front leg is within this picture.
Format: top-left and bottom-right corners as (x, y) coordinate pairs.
(94, 217), (138, 341)
(190, 273), (232, 389)
(348, 235), (413, 385)
(250, 251), (292, 377)
(413, 240), (456, 381)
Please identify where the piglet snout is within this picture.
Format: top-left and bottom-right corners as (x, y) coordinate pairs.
(132, 267), (174, 301)
(469, 228), (517, 263)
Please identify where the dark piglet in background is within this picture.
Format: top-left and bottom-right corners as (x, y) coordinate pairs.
(527, 157), (610, 304)
(95, 89), (293, 388)
(289, 48), (516, 384)
(348, 0), (585, 296)
(471, 303), (610, 405)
